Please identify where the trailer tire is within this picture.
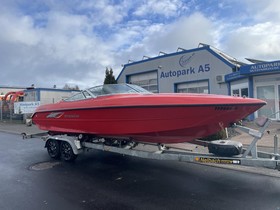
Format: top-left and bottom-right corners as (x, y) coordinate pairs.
(60, 141), (77, 162)
(46, 139), (61, 159)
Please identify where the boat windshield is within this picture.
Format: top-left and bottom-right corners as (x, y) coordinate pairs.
(64, 84), (151, 101)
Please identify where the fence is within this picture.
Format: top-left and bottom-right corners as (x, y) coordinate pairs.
(0, 101), (40, 123)
(0, 101), (24, 123)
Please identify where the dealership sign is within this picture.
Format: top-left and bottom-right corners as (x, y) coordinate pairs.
(225, 71), (246, 82)
(179, 53), (195, 68)
(160, 64), (210, 79)
(160, 53), (210, 79)
(14, 101), (40, 114)
(240, 60), (280, 75)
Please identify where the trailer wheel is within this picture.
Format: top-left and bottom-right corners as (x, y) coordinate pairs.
(46, 139), (61, 159)
(60, 141), (77, 162)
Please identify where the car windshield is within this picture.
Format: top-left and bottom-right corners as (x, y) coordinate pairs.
(64, 84), (151, 101)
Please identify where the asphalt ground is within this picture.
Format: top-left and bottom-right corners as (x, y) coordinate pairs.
(1, 132), (280, 210)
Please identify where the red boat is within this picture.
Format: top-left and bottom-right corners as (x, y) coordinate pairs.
(32, 84), (266, 144)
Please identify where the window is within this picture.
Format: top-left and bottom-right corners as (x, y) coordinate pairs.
(231, 80), (248, 97)
(176, 80), (209, 94)
(232, 88), (248, 97)
(64, 92), (85, 101)
(232, 89), (240, 96)
(82, 91), (90, 98)
(127, 71), (158, 93)
(241, 88), (248, 97)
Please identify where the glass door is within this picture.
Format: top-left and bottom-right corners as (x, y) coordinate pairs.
(256, 85), (276, 119)
(278, 85), (280, 120)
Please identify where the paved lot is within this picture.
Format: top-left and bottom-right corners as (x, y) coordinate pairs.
(231, 120), (280, 148)
(0, 121), (42, 136)
(0, 127), (280, 209)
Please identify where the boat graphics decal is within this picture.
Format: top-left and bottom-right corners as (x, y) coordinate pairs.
(64, 114), (80, 119)
(214, 106), (237, 111)
(36, 103), (264, 114)
(47, 112), (64, 119)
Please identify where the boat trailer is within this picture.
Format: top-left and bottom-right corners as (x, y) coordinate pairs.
(24, 117), (280, 170)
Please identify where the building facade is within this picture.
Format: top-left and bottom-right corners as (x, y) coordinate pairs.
(24, 88), (79, 105)
(0, 86), (26, 97)
(117, 44), (280, 120)
(117, 45), (240, 95)
(226, 60), (280, 120)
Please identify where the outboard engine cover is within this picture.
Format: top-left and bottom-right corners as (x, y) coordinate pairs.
(208, 140), (243, 157)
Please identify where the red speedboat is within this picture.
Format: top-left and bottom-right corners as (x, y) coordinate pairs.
(32, 84), (266, 144)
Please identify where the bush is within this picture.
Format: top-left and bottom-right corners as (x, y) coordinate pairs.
(200, 129), (227, 141)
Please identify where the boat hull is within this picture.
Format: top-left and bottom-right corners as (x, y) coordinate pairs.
(32, 102), (264, 143)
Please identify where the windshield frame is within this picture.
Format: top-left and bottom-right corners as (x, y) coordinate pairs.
(64, 84), (152, 102)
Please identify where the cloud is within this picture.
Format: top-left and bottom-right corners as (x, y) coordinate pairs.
(0, 13), (39, 45)
(133, 0), (185, 18)
(117, 12), (215, 63)
(149, 13), (215, 51)
(214, 0), (280, 61)
(243, 0), (280, 22)
(0, 8), (112, 88)
(223, 22), (280, 60)
(79, 0), (127, 26)
(0, 0), (280, 90)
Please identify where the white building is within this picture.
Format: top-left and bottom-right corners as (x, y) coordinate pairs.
(0, 86), (25, 96)
(24, 88), (79, 105)
(117, 44), (280, 120)
(226, 60), (280, 120)
(117, 44), (239, 95)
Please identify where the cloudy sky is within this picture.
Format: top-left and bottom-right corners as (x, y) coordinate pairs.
(1, 0), (280, 89)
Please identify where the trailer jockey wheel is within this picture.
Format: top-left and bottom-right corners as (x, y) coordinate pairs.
(208, 140), (243, 157)
(46, 139), (61, 159)
(60, 141), (77, 162)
